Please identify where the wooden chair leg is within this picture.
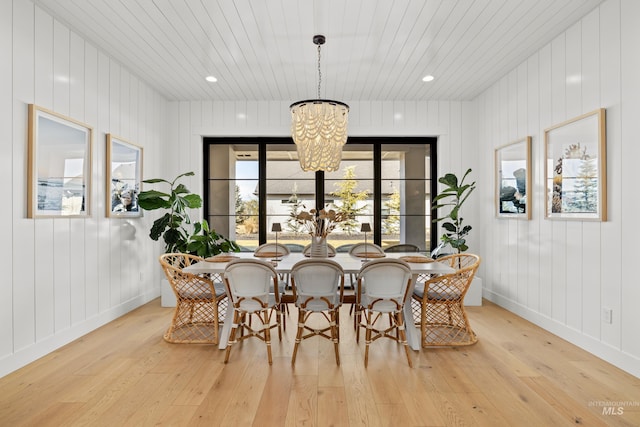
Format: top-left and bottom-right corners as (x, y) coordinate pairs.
(421, 302), (427, 348)
(264, 310), (273, 365)
(224, 309), (241, 363)
(396, 312), (412, 368)
(331, 310), (340, 366)
(291, 309), (305, 365)
(280, 301), (287, 331)
(356, 308), (362, 343)
(364, 311), (372, 368)
(276, 307), (283, 341)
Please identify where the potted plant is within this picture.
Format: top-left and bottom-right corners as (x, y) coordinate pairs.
(138, 171), (239, 257)
(431, 168), (476, 257)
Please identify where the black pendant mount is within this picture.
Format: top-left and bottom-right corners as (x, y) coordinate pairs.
(313, 35), (326, 46)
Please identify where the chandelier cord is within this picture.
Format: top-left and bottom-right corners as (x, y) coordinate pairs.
(317, 43), (322, 98)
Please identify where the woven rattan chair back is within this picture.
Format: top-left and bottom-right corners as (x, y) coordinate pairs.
(159, 253), (226, 345)
(437, 253), (478, 270)
(412, 253), (481, 347)
(222, 258), (282, 364)
(355, 258), (413, 368)
(290, 259), (344, 365)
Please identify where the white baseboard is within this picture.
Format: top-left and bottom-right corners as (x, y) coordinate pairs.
(484, 290), (640, 379)
(0, 289), (160, 379)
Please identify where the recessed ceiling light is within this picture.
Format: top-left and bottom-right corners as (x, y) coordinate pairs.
(422, 75), (434, 82)
(205, 75), (217, 82)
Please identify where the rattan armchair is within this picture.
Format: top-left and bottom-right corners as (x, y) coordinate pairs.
(159, 253), (227, 344)
(411, 253), (481, 347)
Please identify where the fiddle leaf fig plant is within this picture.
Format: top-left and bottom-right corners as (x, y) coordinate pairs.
(138, 171), (239, 257)
(432, 168), (476, 254)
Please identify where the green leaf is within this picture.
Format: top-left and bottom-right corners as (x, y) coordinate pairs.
(183, 193), (203, 208)
(149, 214), (171, 241)
(442, 222), (456, 232)
(163, 228), (182, 246)
(137, 191), (171, 210)
(142, 178), (170, 184)
(439, 173), (458, 188)
(173, 183), (191, 195)
(171, 171), (195, 186)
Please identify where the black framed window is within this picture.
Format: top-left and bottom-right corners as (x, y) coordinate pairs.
(203, 137), (437, 253)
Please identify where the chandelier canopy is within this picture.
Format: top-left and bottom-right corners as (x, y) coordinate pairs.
(290, 35), (349, 172)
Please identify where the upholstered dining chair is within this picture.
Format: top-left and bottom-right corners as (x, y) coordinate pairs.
(355, 258), (413, 368)
(384, 243), (421, 253)
(253, 242), (291, 259)
(222, 258), (283, 364)
(289, 259), (344, 365)
(348, 242), (385, 257)
(347, 242), (385, 288)
(159, 253), (227, 344)
(254, 242), (290, 323)
(411, 253), (481, 347)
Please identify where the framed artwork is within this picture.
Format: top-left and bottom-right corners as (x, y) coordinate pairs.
(106, 134), (143, 217)
(495, 137), (531, 219)
(28, 104), (93, 218)
(544, 108), (606, 220)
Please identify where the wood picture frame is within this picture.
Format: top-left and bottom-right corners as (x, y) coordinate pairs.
(28, 104), (93, 218)
(106, 134), (143, 218)
(544, 108), (606, 220)
(495, 136), (531, 219)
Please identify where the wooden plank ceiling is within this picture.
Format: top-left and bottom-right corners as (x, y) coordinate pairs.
(32, 0), (604, 102)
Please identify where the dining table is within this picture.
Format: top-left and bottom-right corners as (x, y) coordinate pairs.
(183, 251), (456, 350)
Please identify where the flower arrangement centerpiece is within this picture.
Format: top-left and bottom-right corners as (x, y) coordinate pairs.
(293, 207), (347, 257)
(293, 207), (347, 237)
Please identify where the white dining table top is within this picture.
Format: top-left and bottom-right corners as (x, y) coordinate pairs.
(183, 251), (455, 276)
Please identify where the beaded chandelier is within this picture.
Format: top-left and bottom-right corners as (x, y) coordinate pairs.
(290, 35), (349, 172)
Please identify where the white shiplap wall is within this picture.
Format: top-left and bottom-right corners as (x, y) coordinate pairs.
(476, 0), (639, 378)
(0, 1), (167, 377)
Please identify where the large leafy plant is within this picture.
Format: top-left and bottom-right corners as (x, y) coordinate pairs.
(137, 171), (239, 257)
(432, 168), (476, 254)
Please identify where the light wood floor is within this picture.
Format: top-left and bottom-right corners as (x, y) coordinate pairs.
(1, 299), (638, 427)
